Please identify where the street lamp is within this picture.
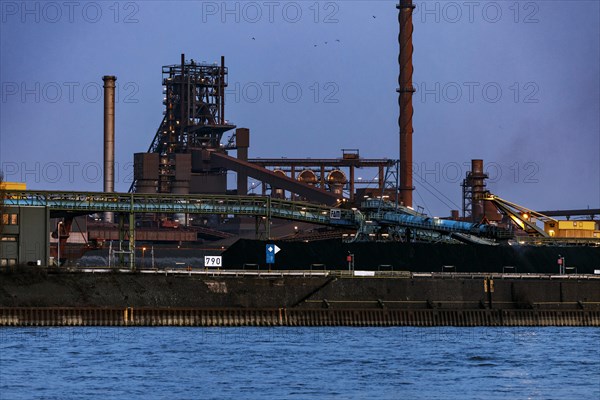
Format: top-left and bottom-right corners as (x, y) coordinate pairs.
(142, 247), (147, 267)
(57, 221), (63, 267)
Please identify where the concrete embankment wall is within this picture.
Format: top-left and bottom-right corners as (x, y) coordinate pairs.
(1, 270), (599, 326)
(0, 270), (326, 309)
(2, 308), (599, 327)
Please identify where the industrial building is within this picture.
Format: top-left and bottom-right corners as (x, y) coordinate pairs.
(0, 206), (49, 268)
(130, 55), (396, 207)
(0, 0), (598, 270)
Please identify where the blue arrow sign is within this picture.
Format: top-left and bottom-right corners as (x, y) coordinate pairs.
(266, 244), (281, 264)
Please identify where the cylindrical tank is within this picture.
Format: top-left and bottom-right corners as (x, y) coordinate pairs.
(327, 169), (348, 195)
(297, 170), (318, 185)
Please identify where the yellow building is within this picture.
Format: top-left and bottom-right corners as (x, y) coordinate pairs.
(544, 220), (600, 238)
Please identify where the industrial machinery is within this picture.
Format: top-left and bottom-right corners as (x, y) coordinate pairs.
(248, 149), (397, 203)
(133, 55), (235, 196)
(130, 54), (365, 207)
(483, 194), (600, 243)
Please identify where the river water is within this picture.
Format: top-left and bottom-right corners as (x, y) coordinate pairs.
(1, 327), (598, 399)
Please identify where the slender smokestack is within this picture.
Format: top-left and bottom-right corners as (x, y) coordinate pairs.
(180, 53), (185, 129)
(103, 75), (116, 223)
(470, 159), (487, 221)
(397, 0), (415, 208)
(220, 55), (226, 125)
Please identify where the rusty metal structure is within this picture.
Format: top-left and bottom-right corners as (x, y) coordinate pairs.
(133, 54), (236, 196)
(462, 159), (503, 224)
(248, 149), (396, 203)
(131, 55), (399, 209)
(133, 54), (341, 205)
(397, 0), (415, 208)
(462, 159), (487, 222)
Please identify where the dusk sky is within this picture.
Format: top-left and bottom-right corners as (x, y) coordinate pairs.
(1, 1), (598, 216)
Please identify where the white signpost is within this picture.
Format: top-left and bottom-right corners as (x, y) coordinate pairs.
(204, 256), (222, 268)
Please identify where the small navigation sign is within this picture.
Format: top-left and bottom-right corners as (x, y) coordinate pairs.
(266, 244), (281, 264)
(204, 256), (222, 268)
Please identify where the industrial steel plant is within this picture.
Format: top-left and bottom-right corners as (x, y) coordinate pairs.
(1, 1), (599, 328)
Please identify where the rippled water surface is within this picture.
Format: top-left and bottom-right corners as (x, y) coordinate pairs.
(1, 327), (599, 399)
